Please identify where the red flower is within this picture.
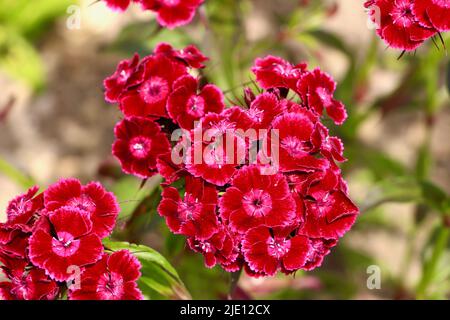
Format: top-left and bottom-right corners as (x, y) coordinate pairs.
(251, 55), (307, 91)
(187, 226), (238, 268)
(113, 117), (171, 179)
(44, 178), (119, 238)
(270, 111), (329, 173)
(311, 122), (346, 162)
(0, 256), (59, 300)
(219, 165), (296, 234)
(28, 207), (103, 282)
(413, 0), (450, 32)
(119, 55), (187, 118)
(5, 186), (43, 232)
(246, 92), (285, 129)
(155, 43), (208, 68)
(156, 152), (185, 184)
(167, 75), (224, 129)
(138, 0), (204, 29)
(298, 169), (359, 239)
(103, 0), (133, 12)
(302, 238), (337, 271)
(158, 176), (219, 240)
(365, 0), (436, 51)
(242, 226), (310, 276)
(69, 250), (143, 300)
(0, 227), (28, 259)
(296, 69), (347, 125)
(104, 53), (143, 103)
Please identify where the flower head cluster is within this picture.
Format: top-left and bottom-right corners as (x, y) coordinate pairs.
(0, 179), (143, 300)
(365, 0), (449, 51)
(105, 44), (359, 277)
(102, 0), (204, 29)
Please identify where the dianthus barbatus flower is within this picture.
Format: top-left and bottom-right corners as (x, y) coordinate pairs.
(413, 0), (450, 32)
(112, 116), (171, 179)
(167, 75), (224, 129)
(4, 186), (43, 233)
(365, 0), (436, 51)
(44, 178), (119, 238)
(102, 0), (134, 12)
(69, 250), (143, 300)
(246, 92), (286, 129)
(158, 176), (219, 240)
(155, 43), (208, 69)
(242, 226), (310, 276)
(219, 165), (296, 234)
(28, 207), (103, 282)
(138, 0), (204, 29)
(0, 256), (59, 300)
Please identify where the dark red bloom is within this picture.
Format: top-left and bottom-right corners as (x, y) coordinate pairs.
(5, 186), (43, 232)
(104, 53), (143, 103)
(298, 169), (359, 239)
(138, 0), (204, 29)
(158, 176), (219, 240)
(311, 122), (346, 162)
(156, 152), (184, 184)
(242, 226), (310, 276)
(187, 226), (238, 268)
(301, 238), (337, 271)
(28, 207), (103, 282)
(103, 0), (132, 12)
(69, 250), (143, 300)
(365, 0), (436, 51)
(155, 43), (208, 68)
(0, 256), (59, 300)
(119, 55), (187, 118)
(44, 178), (119, 238)
(0, 227), (29, 259)
(219, 165), (296, 234)
(246, 92), (285, 129)
(113, 117), (171, 179)
(270, 111), (329, 173)
(167, 75), (224, 129)
(252, 55), (307, 91)
(413, 0), (450, 32)
(296, 69), (347, 125)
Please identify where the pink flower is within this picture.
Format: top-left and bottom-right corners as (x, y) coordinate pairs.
(242, 226), (310, 276)
(112, 117), (171, 179)
(69, 250), (143, 300)
(102, 0), (133, 12)
(138, 0), (204, 29)
(155, 43), (208, 68)
(302, 238), (337, 271)
(296, 68), (347, 125)
(413, 0), (450, 32)
(158, 176), (219, 240)
(5, 186), (43, 232)
(167, 75), (224, 129)
(28, 207), (103, 282)
(44, 179), (119, 238)
(219, 165), (296, 234)
(246, 92), (286, 129)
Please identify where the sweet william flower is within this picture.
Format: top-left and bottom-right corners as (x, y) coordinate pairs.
(69, 250), (143, 300)
(44, 178), (119, 238)
(413, 0), (450, 32)
(242, 226), (310, 276)
(102, 0), (134, 12)
(28, 207), (103, 282)
(112, 116), (171, 179)
(302, 238), (337, 271)
(158, 176), (219, 240)
(167, 75), (224, 129)
(155, 43), (208, 69)
(219, 165), (297, 234)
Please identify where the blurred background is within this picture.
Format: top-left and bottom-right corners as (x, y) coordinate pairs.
(0, 0), (449, 299)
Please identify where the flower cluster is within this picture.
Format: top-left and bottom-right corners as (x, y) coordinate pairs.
(105, 44), (359, 277)
(365, 0), (449, 51)
(102, 0), (204, 29)
(0, 179), (143, 300)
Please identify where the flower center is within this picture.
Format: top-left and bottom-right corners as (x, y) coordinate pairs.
(243, 189), (272, 217)
(129, 137), (152, 159)
(391, 3), (415, 27)
(315, 87), (333, 106)
(281, 136), (311, 157)
(309, 193), (331, 217)
(97, 272), (125, 300)
(248, 108), (264, 123)
(186, 95), (205, 117)
(162, 0), (181, 5)
(178, 195), (200, 221)
(51, 231), (80, 257)
(67, 194), (95, 213)
(267, 237), (291, 259)
(139, 76), (169, 105)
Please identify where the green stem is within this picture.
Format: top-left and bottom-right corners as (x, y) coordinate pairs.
(416, 226), (449, 299)
(228, 267), (243, 300)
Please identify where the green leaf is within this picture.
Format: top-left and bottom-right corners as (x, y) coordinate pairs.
(0, 156), (35, 189)
(103, 239), (191, 300)
(419, 181), (450, 215)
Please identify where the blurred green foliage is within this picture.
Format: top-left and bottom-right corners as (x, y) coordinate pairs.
(0, 0), (74, 90)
